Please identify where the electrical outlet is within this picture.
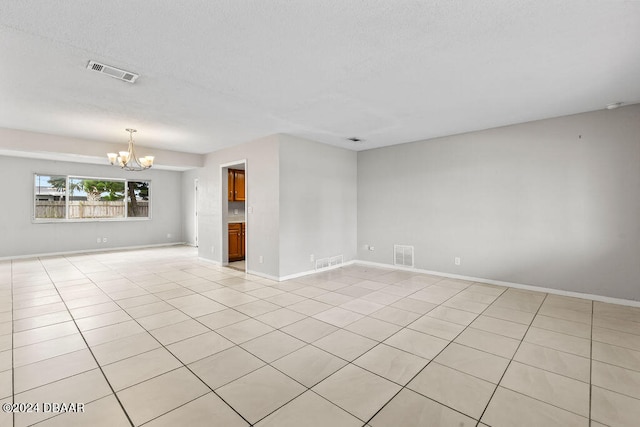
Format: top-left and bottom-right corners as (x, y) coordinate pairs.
(211, 246), (215, 253)
(369, 246), (375, 251)
(455, 257), (461, 266)
(96, 237), (101, 243)
(167, 233), (172, 239)
(102, 237), (108, 243)
(259, 255), (264, 264)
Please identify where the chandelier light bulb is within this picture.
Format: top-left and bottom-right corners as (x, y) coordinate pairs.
(106, 129), (154, 171)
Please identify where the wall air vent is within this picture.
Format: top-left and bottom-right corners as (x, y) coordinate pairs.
(315, 255), (344, 270)
(86, 61), (139, 83)
(394, 245), (414, 267)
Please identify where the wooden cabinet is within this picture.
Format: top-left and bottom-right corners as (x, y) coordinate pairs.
(228, 169), (245, 201)
(228, 222), (245, 262)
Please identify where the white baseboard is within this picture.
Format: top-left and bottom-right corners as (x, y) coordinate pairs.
(241, 260), (358, 282)
(355, 260), (640, 308)
(7, 244), (636, 309)
(246, 269), (281, 281)
(197, 256), (221, 265)
(196, 256), (280, 281)
(0, 242), (188, 262)
(278, 260), (357, 282)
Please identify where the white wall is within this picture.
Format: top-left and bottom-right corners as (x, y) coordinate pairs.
(0, 155), (184, 258)
(279, 134), (358, 277)
(357, 105), (640, 300)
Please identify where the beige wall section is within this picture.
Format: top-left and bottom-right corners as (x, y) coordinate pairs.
(0, 127), (204, 170)
(194, 133), (357, 279)
(197, 135), (280, 278)
(357, 104), (640, 300)
(278, 134), (358, 277)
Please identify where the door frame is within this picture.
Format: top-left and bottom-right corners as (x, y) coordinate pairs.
(220, 159), (247, 269)
(194, 178), (199, 247)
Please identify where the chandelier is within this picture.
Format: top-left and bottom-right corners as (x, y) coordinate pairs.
(107, 128), (154, 171)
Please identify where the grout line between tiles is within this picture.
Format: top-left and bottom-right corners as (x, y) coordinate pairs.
(358, 280), (505, 425)
(136, 392), (212, 426)
(347, 308), (594, 387)
(10, 248), (639, 426)
(473, 293), (549, 425)
(11, 260), (15, 427)
(588, 360), (640, 402)
(214, 277), (462, 424)
(590, 343), (640, 371)
(589, 300), (594, 426)
(105, 284), (254, 426)
(39, 257), (136, 427)
(14, 377), (120, 427)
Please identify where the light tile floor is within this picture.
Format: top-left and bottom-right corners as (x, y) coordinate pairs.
(1, 246), (640, 426)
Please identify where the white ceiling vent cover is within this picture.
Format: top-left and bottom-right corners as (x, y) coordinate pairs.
(86, 61), (139, 83)
(394, 245), (414, 268)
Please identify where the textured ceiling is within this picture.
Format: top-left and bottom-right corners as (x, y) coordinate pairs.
(0, 0), (639, 154)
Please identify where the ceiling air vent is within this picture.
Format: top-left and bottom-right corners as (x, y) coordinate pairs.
(394, 244), (414, 268)
(86, 61), (139, 83)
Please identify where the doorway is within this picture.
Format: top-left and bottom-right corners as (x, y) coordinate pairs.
(221, 160), (247, 272)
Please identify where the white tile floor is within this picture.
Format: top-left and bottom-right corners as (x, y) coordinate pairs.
(1, 246), (640, 426)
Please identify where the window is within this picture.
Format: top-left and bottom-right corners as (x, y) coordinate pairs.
(127, 181), (150, 218)
(34, 174), (151, 221)
(34, 174), (67, 219)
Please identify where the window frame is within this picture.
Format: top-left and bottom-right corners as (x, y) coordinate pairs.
(33, 173), (152, 223)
